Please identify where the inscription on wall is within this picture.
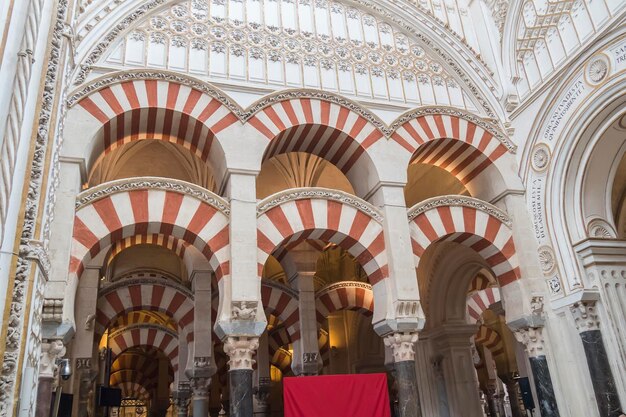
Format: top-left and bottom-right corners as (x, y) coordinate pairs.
(531, 178), (546, 240)
(544, 77), (587, 142)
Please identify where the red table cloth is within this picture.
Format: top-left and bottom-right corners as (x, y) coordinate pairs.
(284, 373), (392, 417)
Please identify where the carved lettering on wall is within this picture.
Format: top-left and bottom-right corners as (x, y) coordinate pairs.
(530, 178), (546, 240)
(544, 78), (586, 142)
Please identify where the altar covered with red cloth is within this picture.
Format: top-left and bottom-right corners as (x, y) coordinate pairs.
(283, 373), (392, 417)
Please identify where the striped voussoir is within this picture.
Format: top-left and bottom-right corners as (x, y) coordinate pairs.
(108, 310), (176, 329)
(466, 287), (501, 324)
(112, 353), (167, 379)
(78, 79), (238, 161)
(96, 282), (194, 335)
(475, 325), (505, 357)
(106, 233), (189, 265)
(261, 282), (300, 340)
(257, 198), (388, 285)
(269, 327), (293, 351)
(114, 381), (150, 402)
(315, 282), (374, 325)
(248, 98), (383, 173)
(392, 114), (508, 182)
(70, 188), (230, 281)
(110, 370), (158, 393)
(109, 324), (180, 372)
(409, 204), (520, 286)
(270, 348), (293, 375)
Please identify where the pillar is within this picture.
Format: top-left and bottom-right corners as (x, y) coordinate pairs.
(191, 375), (211, 417)
(253, 332), (271, 417)
(570, 301), (621, 417)
(514, 327), (560, 417)
(291, 272), (322, 376)
(173, 389), (191, 417)
(384, 332), (421, 417)
(225, 336), (259, 417)
(35, 340), (65, 417)
(430, 325), (483, 417)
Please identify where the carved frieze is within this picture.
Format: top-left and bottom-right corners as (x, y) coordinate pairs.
(407, 194), (512, 227)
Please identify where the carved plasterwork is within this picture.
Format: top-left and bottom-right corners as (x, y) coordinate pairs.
(587, 218), (617, 239)
(586, 55), (610, 85)
(224, 336), (259, 370)
(257, 187), (383, 223)
(39, 341), (66, 380)
(513, 327), (545, 358)
(384, 332), (419, 362)
(407, 195), (512, 227)
(231, 301), (258, 321)
(316, 281), (372, 298)
(75, 177), (230, 215)
(537, 246), (556, 274)
(42, 298), (64, 323)
(530, 143), (550, 172)
(570, 301), (600, 333)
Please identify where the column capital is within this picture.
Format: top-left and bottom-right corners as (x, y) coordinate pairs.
(570, 300), (600, 333)
(190, 376), (211, 400)
(172, 389), (191, 409)
(224, 336), (259, 370)
(384, 332), (418, 362)
(513, 327), (545, 358)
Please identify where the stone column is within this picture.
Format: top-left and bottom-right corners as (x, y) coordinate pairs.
(291, 271), (322, 376)
(570, 301), (621, 417)
(384, 332), (421, 417)
(35, 340), (66, 417)
(173, 389), (191, 417)
(225, 336), (259, 417)
(190, 375), (211, 417)
(253, 332), (271, 417)
(514, 327), (560, 417)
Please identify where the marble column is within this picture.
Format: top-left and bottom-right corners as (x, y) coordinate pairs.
(225, 336), (259, 417)
(173, 389), (191, 417)
(35, 340), (66, 417)
(384, 332), (421, 417)
(514, 327), (560, 417)
(191, 376), (211, 417)
(253, 332), (271, 417)
(570, 301), (621, 417)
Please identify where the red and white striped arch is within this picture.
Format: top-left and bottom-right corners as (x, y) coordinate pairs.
(270, 348), (293, 375)
(106, 233), (189, 265)
(269, 326), (293, 351)
(315, 282), (374, 325)
(96, 281), (194, 334)
(109, 325), (180, 372)
(76, 79), (238, 169)
(466, 287), (501, 324)
(114, 382), (150, 402)
(475, 325), (504, 357)
(110, 369), (157, 392)
(257, 196), (388, 285)
(248, 98), (384, 193)
(392, 113), (510, 185)
(409, 198), (520, 286)
(71, 186), (230, 281)
(261, 282), (300, 340)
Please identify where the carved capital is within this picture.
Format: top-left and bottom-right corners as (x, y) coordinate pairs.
(231, 301), (258, 321)
(39, 340), (66, 379)
(224, 336), (259, 370)
(190, 376), (211, 400)
(172, 389), (191, 410)
(513, 327), (545, 358)
(384, 332), (418, 363)
(570, 301), (600, 333)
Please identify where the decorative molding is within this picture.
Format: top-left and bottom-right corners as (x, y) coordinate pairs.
(73, 0), (168, 84)
(18, 240), (51, 280)
(42, 298), (64, 323)
(38, 341), (66, 380)
(513, 327), (545, 358)
(75, 358), (92, 370)
(224, 336), (259, 370)
(585, 54), (610, 85)
(587, 218), (617, 239)
(316, 281), (372, 298)
(570, 301), (600, 333)
(231, 301), (258, 321)
(407, 195), (512, 227)
(76, 177), (230, 215)
(257, 187), (383, 223)
(384, 332), (419, 362)
(395, 300), (420, 319)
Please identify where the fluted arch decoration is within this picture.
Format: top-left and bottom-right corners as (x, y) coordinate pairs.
(70, 178), (230, 281)
(408, 196), (520, 286)
(315, 281), (374, 325)
(257, 189), (388, 286)
(261, 281), (300, 340)
(96, 277), (195, 335)
(108, 324), (180, 372)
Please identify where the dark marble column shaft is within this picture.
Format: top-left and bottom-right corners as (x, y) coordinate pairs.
(580, 330), (621, 417)
(35, 377), (54, 417)
(529, 356), (560, 417)
(394, 360), (421, 417)
(230, 369), (253, 417)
